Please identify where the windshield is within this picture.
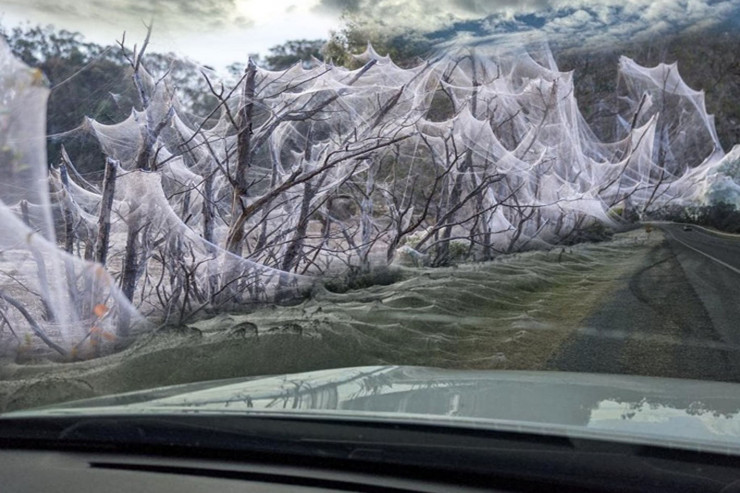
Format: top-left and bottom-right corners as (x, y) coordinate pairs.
(0, 0), (739, 452)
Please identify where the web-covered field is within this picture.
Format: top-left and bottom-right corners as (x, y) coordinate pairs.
(0, 228), (660, 411)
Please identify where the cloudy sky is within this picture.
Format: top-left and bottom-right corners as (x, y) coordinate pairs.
(1, 0), (738, 70)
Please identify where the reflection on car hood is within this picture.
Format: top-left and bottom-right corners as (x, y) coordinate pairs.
(6, 366), (740, 453)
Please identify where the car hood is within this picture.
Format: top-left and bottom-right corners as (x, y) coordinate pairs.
(5, 366), (740, 453)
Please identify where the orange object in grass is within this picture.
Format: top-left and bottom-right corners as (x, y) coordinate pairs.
(93, 304), (109, 318)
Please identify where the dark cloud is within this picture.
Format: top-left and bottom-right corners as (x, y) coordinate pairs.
(233, 15), (254, 29)
(114, 0), (237, 21)
(312, 0), (362, 15)
(449, 0), (549, 15)
(11, 0), (740, 56)
(315, 0), (740, 53)
(21, 0), (245, 32)
(27, 1), (78, 16)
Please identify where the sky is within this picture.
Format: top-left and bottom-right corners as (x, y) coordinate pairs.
(1, 0), (739, 70)
(0, 0), (340, 68)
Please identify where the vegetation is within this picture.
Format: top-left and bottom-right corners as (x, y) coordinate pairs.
(1, 24), (218, 176)
(1, 25), (135, 175)
(263, 39), (326, 70)
(6, 20), (739, 173)
(322, 15), (433, 68)
(652, 202), (740, 234)
(0, 20), (736, 358)
(557, 30), (740, 152)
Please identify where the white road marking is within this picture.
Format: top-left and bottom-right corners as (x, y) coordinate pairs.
(690, 224), (740, 239)
(648, 221), (740, 239)
(666, 228), (740, 276)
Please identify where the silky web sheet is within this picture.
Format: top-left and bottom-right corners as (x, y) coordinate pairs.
(0, 40), (733, 355)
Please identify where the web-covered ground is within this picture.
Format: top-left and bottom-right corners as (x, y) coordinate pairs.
(0, 228), (662, 411)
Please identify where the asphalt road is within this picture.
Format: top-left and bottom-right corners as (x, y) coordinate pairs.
(547, 223), (740, 382)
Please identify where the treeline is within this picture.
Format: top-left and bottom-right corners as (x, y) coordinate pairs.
(6, 21), (739, 176)
(652, 202), (740, 233)
(556, 30), (740, 152)
(1, 25), (138, 175)
(0, 26), (327, 176)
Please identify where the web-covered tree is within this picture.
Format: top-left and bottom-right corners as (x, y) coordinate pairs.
(0, 24), (223, 175)
(557, 30), (740, 151)
(1, 24), (137, 174)
(0, 27), (732, 358)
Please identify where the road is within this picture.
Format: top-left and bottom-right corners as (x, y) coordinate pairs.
(547, 223), (740, 382)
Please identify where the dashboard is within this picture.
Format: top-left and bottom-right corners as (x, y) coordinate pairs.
(3, 414), (740, 492)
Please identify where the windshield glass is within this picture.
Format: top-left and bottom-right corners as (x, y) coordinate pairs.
(0, 0), (739, 450)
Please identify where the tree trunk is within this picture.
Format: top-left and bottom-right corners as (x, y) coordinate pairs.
(202, 171), (214, 245)
(226, 59), (258, 255)
(120, 218), (140, 304)
(359, 162), (375, 272)
(280, 182), (314, 273)
(57, 164), (76, 254)
(94, 158), (118, 265)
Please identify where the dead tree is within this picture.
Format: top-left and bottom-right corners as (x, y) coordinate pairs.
(94, 158), (118, 265)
